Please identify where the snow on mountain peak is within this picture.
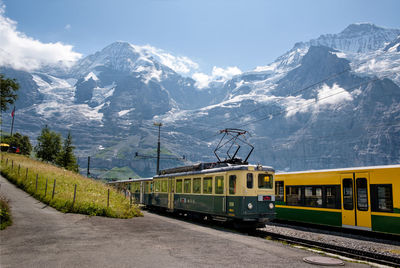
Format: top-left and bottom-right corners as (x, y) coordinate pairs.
(129, 44), (199, 75)
(310, 23), (400, 53)
(340, 23), (383, 36)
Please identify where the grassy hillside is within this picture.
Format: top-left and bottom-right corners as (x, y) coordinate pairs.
(100, 166), (140, 180)
(0, 153), (142, 218)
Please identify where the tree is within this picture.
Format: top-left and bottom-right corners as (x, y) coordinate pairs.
(56, 131), (78, 172)
(1, 132), (32, 155)
(0, 74), (19, 112)
(34, 126), (62, 162)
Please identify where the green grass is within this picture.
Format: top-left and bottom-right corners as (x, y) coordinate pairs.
(0, 153), (142, 218)
(0, 194), (12, 230)
(101, 166), (139, 180)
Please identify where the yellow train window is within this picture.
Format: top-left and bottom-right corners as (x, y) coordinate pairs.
(176, 179), (182, 193)
(155, 181), (160, 192)
(371, 184), (393, 212)
(229, 175), (236, 195)
(215, 176), (224, 194)
(275, 181), (284, 201)
(132, 182), (140, 193)
(258, 174), (273, 189)
(184, 179), (191, 193)
(203, 177), (212, 194)
(193, 178), (201, 193)
(304, 186), (323, 207)
(161, 180), (168, 192)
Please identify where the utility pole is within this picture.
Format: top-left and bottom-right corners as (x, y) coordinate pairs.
(154, 122), (162, 175)
(87, 156), (91, 177)
(10, 106), (15, 137)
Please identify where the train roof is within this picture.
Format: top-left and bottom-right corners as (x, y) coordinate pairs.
(155, 162), (274, 178)
(107, 177), (153, 184)
(276, 164), (400, 175)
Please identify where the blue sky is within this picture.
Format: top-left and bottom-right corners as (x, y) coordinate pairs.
(1, 0), (400, 75)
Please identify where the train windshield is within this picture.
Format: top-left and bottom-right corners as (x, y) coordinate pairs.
(258, 174), (273, 189)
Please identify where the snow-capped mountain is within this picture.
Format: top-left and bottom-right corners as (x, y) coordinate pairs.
(2, 23), (400, 177)
(309, 23), (400, 53)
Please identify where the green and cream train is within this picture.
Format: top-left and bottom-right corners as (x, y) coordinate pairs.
(275, 165), (400, 235)
(131, 162), (276, 227)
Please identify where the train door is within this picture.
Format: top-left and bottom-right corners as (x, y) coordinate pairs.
(140, 181), (145, 204)
(341, 173), (371, 230)
(213, 175), (226, 215)
(354, 173), (371, 229)
(167, 177), (174, 211)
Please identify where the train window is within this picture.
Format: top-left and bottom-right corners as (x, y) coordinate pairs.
(150, 182), (153, 192)
(325, 186), (341, 209)
(184, 179), (192, 193)
(258, 174), (273, 189)
(356, 178), (368, 211)
(342, 179), (353, 210)
(203, 177), (213, 194)
(215, 176), (224, 194)
(286, 186), (302, 206)
(247, 173), (253, 189)
(275, 181), (284, 202)
(176, 179), (182, 193)
(371, 184), (393, 213)
(304, 186), (323, 207)
(155, 181), (161, 192)
(132, 182), (140, 193)
(229, 175), (236, 195)
(161, 180), (168, 192)
(193, 178), (201, 193)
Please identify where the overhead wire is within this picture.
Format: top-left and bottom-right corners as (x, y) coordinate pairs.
(175, 48), (396, 141)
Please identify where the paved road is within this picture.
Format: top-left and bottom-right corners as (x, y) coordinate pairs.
(0, 175), (369, 268)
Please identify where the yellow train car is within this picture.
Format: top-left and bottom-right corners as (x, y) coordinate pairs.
(275, 165), (400, 235)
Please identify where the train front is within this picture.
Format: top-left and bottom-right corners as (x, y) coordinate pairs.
(228, 164), (275, 227)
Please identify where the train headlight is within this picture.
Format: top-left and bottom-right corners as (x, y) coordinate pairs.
(247, 203), (253, 210)
(269, 203), (274, 209)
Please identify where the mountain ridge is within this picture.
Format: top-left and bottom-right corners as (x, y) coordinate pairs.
(1, 23), (400, 178)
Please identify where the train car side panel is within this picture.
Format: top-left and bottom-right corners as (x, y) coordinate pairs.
(276, 206), (342, 226)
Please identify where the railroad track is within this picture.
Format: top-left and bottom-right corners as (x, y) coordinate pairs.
(145, 210), (400, 266)
(250, 229), (400, 267)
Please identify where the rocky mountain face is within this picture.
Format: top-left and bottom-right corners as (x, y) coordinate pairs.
(1, 23), (400, 178)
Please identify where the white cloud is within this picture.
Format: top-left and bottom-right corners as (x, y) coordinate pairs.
(317, 83), (353, 106)
(64, 24), (71, 31)
(192, 66), (242, 89)
(131, 44), (199, 74)
(284, 83), (353, 117)
(192, 72), (211, 89)
(0, 5), (81, 71)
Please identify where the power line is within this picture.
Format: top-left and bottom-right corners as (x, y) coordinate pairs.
(180, 74), (391, 144)
(177, 49), (396, 141)
(240, 75), (390, 128)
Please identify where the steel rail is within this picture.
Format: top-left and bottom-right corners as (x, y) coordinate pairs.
(251, 229), (400, 267)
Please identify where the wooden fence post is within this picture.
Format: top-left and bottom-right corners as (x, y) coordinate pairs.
(107, 189), (110, 208)
(130, 191), (132, 207)
(6, 158), (8, 166)
(52, 179), (56, 199)
(35, 174), (38, 192)
(72, 184), (77, 207)
(44, 178), (48, 197)
(11, 160), (13, 169)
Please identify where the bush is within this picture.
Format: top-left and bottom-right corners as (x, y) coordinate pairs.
(0, 195), (12, 230)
